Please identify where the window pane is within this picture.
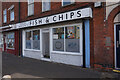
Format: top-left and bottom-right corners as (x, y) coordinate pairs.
(42, 1), (50, 12)
(53, 28), (64, 51)
(3, 9), (7, 23)
(33, 30), (40, 40)
(7, 33), (15, 48)
(33, 30), (40, 50)
(3, 9), (6, 15)
(26, 31), (32, 49)
(4, 15), (7, 23)
(28, 0), (34, 4)
(65, 26), (80, 52)
(63, 0), (72, 6)
(10, 9), (14, 21)
(28, 4), (34, 16)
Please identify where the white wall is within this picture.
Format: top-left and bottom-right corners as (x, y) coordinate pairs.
(22, 22), (83, 67)
(51, 53), (83, 66)
(24, 50), (42, 60)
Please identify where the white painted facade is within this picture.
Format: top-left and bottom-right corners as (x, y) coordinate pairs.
(19, 7), (92, 67)
(22, 23), (83, 66)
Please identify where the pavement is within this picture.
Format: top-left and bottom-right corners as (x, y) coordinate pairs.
(1, 52), (120, 79)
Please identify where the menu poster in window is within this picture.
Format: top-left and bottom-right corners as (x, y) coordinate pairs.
(12, 39), (14, 43)
(61, 34), (64, 39)
(76, 26), (80, 39)
(34, 35), (38, 40)
(8, 33), (14, 39)
(53, 34), (58, 39)
(67, 26), (75, 39)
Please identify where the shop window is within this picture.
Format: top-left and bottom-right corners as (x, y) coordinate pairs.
(65, 26), (80, 52)
(26, 30), (40, 50)
(10, 8), (14, 21)
(26, 31), (32, 49)
(53, 27), (64, 51)
(33, 30), (40, 50)
(7, 33), (15, 49)
(3, 9), (7, 23)
(28, 0), (34, 16)
(62, 0), (74, 6)
(52, 25), (80, 53)
(42, 0), (50, 12)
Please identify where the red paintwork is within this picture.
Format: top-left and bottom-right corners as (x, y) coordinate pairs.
(0, 48), (2, 52)
(3, 30), (19, 56)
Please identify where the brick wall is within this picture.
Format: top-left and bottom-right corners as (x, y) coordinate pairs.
(93, 4), (120, 69)
(2, 2), (20, 55)
(2, 1), (119, 69)
(2, 2), (19, 26)
(20, 2), (92, 22)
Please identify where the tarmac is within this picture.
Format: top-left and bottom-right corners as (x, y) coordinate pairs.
(1, 52), (120, 79)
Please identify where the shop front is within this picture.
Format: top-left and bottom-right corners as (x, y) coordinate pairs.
(0, 7), (92, 67)
(3, 30), (19, 56)
(21, 7), (92, 67)
(22, 22), (84, 66)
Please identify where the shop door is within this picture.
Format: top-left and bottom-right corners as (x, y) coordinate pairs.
(42, 29), (50, 58)
(116, 24), (120, 68)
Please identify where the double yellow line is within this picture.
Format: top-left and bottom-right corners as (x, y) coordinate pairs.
(113, 69), (120, 73)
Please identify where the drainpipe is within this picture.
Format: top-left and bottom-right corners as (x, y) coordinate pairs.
(18, 0), (22, 57)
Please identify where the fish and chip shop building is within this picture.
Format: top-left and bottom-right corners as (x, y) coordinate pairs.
(1, 2), (120, 69)
(16, 7), (92, 67)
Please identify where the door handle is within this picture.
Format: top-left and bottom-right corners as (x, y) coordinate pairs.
(117, 41), (119, 48)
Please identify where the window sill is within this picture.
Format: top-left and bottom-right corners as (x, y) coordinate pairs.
(3, 22), (7, 24)
(51, 51), (82, 56)
(41, 9), (51, 13)
(27, 14), (34, 18)
(6, 48), (15, 50)
(24, 49), (41, 52)
(10, 20), (14, 22)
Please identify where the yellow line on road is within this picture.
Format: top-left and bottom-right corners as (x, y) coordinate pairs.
(113, 69), (120, 73)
